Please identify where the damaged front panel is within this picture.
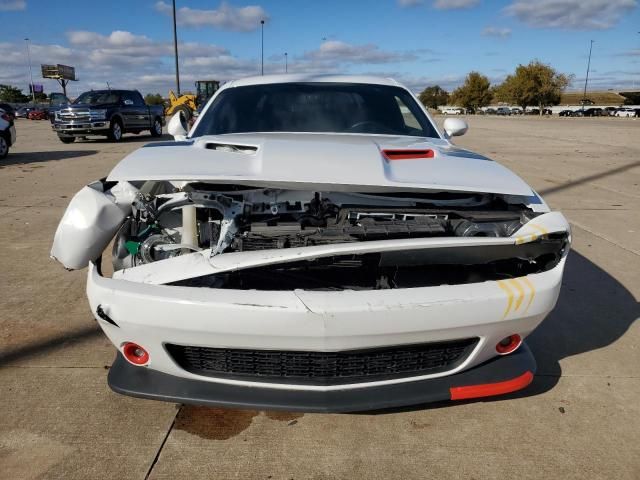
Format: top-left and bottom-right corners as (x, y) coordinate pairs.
(61, 180), (566, 292)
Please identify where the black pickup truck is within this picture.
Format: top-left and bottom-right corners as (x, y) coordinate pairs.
(53, 89), (165, 143)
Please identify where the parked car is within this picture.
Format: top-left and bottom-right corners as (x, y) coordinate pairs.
(53, 89), (165, 143)
(0, 103), (16, 121)
(48, 92), (71, 123)
(510, 107), (523, 115)
(27, 108), (49, 120)
(558, 109), (574, 117)
(603, 107), (618, 116)
(441, 107), (464, 115)
(14, 106), (35, 119)
(615, 108), (636, 118)
(526, 108), (540, 115)
(51, 75), (571, 412)
(496, 107), (511, 116)
(583, 108), (603, 117)
(0, 108), (16, 159)
(485, 107), (496, 114)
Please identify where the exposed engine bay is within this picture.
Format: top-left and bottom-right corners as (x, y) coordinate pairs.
(110, 182), (569, 290)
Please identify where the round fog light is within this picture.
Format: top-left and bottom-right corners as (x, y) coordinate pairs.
(122, 342), (149, 365)
(496, 334), (522, 355)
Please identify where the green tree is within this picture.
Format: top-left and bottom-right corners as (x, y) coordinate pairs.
(418, 85), (449, 109)
(144, 93), (165, 105)
(494, 61), (571, 114)
(450, 72), (492, 112)
(0, 84), (30, 103)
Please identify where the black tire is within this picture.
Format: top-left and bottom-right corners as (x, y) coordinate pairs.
(107, 118), (124, 142)
(150, 117), (163, 137)
(174, 105), (192, 123)
(0, 134), (8, 159)
(58, 136), (75, 144)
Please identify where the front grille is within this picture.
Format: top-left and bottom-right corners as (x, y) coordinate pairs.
(165, 338), (478, 385)
(59, 110), (91, 122)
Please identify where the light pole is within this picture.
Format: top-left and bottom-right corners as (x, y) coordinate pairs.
(24, 38), (36, 105)
(172, 0), (181, 95)
(285, 52), (288, 73)
(260, 20), (265, 75)
(582, 40), (594, 111)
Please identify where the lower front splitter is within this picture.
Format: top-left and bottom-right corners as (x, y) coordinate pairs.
(107, 344), (536, 413)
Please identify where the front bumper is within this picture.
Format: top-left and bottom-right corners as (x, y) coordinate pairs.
(88, 254), (564, 399)
(108, 343), (536, 412)
(54, 122), (109, 136)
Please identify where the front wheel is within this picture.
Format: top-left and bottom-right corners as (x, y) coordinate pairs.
(0, 135), (8, 159)
(107, 119), (123, 142)
(150, 117), (163, 137)
(58, 136), (75, 144)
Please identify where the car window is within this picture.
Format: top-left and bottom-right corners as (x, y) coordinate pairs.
(74, 91), (120, 105)
(192, 83), (439, 138)
(121, 91), (145, 106)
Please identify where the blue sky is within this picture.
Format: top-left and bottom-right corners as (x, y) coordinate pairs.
(1, 0), (638, 96)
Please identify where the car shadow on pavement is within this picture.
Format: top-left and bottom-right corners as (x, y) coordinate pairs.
(365, 249), (639, 414)
(0, 150), (99, 167)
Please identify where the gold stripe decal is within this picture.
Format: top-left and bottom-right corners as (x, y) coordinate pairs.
(497, 280), (514, 319)
(529, 224), (549, 236)
(498, 278), (536, 319)
(510, 279), (526, 311)
(521, 277), (536, 313)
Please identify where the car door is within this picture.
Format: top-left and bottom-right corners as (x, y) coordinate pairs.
(121, 92), (147, 129)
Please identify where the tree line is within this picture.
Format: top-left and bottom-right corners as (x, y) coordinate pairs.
(418, 60), (572, 114)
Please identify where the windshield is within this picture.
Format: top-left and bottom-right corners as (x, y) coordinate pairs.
(74, 91), (120, 105)
(192, 82), (439, 138)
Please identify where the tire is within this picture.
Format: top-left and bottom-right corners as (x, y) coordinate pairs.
(0, 135), (8, 159)
(107, 118), (123, 142)
(58, 136), (75, 144)
(174, 105), (192, 123)
(150, 117), (163, 137)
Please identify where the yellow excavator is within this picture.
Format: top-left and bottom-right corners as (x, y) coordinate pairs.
(165, 80), (220, 121)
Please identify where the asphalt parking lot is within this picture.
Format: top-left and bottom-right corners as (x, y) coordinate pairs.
(1, 116), (638, 479)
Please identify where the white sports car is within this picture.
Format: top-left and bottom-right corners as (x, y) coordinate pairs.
(51, 75), (570, 412)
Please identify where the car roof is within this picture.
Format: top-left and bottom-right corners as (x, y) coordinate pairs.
(226, 74), (404, 89)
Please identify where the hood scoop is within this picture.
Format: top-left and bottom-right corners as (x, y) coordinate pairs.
(203, 142), (258, 154)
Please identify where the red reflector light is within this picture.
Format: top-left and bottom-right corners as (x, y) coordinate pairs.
(122, 342), (149, 365)
(382, 149), (434, 160)
(495, 334), (522, 355)
(450, 371), (534, 401)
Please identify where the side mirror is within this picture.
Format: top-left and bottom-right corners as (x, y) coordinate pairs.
(167, 112), (188, 141)
(443, 118), (468, 138)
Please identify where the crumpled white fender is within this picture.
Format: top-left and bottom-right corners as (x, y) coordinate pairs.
(50, 180), (138, 270)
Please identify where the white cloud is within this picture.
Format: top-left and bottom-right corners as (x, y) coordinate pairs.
(0, 0), (26, 11)
(154, 1), (268, 31)
(397, 0), (423, 7)
(482, 26), (512, 38)
(505, 0), (637, 30)
(302, 40), (417, 64)
(433, 0), (479, 10)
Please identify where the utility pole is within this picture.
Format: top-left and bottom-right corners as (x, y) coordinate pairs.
(24, 38), (36, 105)
(285, 52), (288, 73)
(261, 20), (265, 75)
(582, 40), (594, 111)
(172, 0), (181, 95)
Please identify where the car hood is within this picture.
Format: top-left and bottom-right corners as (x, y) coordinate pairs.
(65, 102), (119, 109)
(107, 133), (534, 196)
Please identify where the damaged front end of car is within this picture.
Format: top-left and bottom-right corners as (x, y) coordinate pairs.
(50, 137), (570, 412)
